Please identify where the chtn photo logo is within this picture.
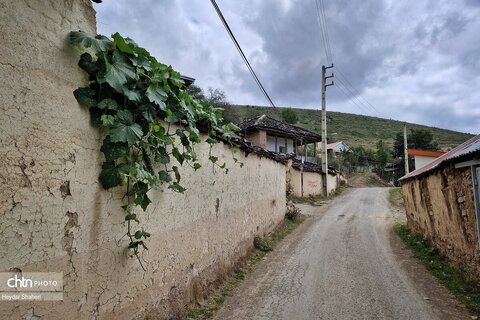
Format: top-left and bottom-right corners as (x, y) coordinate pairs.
(7, 274), (33, 288)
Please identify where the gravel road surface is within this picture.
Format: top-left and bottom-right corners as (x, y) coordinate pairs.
(214, 188), (471, 320)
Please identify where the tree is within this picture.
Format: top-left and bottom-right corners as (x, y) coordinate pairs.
(281, 108), (298, 124)
(393, 128), (438, 158)
(206, 87), (229, 108)
(186, 84), (205, 101)
(375, 140), (390, 169)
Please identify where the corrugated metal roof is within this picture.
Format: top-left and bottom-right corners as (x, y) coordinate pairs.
(447, 139), (480, 160)
(399, 134), (480, 181)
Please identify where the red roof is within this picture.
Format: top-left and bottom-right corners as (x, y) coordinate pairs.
(407, 149), (445, 157)
(326, 141), (342, 150)
(400, 134), (480, 181)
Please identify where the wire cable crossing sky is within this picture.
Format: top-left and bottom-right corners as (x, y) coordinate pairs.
(94, 0), (480, 134)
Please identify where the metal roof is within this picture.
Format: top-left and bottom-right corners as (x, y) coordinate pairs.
(399, 134), (480, 181)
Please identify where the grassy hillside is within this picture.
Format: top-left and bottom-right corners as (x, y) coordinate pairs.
(223, 105), (474, 149)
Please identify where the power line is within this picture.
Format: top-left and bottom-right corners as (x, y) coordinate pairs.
(209, 0), (276, 108)
(319, 0), (333, 64)
(313, 0), (331, 64)
(335, 79), (372, 115)
(335, 77), (376, 115)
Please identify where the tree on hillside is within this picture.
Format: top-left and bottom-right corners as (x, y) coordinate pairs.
(393, 128), (438, 158)
(281, 108), (298, 124)
(376, 140), (391, 169)
(187, 85), (230, 108)
(186, 84), (206, 101)
(206, 87), (230, 108)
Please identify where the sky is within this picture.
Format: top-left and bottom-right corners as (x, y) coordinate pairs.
(94, 0), (480, 134)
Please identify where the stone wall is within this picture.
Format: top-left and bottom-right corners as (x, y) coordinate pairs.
(401, 164), (480, 280)
(0, 1), (287, 319)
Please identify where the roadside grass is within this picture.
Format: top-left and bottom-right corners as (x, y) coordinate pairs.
(187, 213), (305, 320)
(288, 186), (345, 205)
(394, 224), (480, 315)
(388, 187), (404, 209)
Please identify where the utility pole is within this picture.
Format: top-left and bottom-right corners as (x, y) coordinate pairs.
(403, 124), (409, 175)
(322, 64), (334, 196)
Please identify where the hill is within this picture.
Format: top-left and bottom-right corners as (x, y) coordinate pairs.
(222, 105), (474, 149)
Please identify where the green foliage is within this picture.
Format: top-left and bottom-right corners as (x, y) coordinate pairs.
(70, 31), (237, 269)
(281, 108), (298, 124)
(253, 235), (272, 252)
(393, 128), (439, 158)
(285, 206), (301, 222)
(395, 224), (480, 315)
(221, 105), (472, 150)
(375, 140), (391, 169)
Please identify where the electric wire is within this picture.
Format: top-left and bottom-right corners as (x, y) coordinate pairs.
(209, 0), (276, 108)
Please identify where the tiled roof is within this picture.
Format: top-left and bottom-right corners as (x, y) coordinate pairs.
(399, 134), (480, 181)
(238, 115), (322, 143)
(326, 141), (342, 149)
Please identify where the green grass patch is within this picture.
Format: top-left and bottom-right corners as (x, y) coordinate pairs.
(394, 224), (480, 315)
(187, 213), (305, 319)
(223, 105), (473, 149)
(388, 187), (404, 209)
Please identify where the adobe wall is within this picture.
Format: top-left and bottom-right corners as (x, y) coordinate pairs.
(401, 164), (480, 280)
(0, 1), (286, 319)
(287, 167), (324, 197)
(246, 130), (267, 149)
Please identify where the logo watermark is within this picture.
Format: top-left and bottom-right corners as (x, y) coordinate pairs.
(0, 272), (63, 301)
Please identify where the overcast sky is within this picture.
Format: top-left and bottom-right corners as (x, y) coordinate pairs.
(94, 0), (480, 134)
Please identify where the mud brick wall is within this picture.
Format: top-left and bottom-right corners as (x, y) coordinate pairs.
(0, 1), (286, 319)
(402, 164), (480, 280)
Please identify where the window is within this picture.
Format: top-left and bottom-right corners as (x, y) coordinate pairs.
(279, 146), (286, 154)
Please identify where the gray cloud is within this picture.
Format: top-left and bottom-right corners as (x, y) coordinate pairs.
(94, 0), (480, 134)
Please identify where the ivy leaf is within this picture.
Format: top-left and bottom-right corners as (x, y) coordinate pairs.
(105, 51), (136, 92)
(100, 114), (115, 127)
(135, 193), (151, 211)
(158, 170), (172, 182)
(155, 147), (170, 164)
(100, 136), (129, 162)
(172, 147), (184, 165)
(209, 156), (218, 163)
(78, 52), (98, 75)
(168, 182), (186, 193)
(73, 87), (96, 107)
(193, 163), (202, 171)
(129, 55), (152, 71)
(97, 98), (118, 110)
(69, 31), (112, 53)
(146, 83), (167, 110)
(125, 213), (137, 221)
(110, 122), (143, 145)
(99, 161), (122, 189)
(121, 87), (141, 102)
(89, 107), (103, 127)
(112, 32), (135, 54)
(172, 166), (181, 182)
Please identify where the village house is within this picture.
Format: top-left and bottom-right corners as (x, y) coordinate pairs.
(407, 148), (445, 170)
(326, 141), (350, 155)
(238, 115), (343, 197)
(400, 134), (480, 281)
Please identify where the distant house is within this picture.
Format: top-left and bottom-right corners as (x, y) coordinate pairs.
(238, 115), (345, 197)
(326, 141), (350, 154)
(238, 115), (322, 163)
(407, 149), (445, 170)
(400, 134), (480, 281)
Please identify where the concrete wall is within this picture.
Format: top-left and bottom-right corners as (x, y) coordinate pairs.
(0, 2), (287, 319)
(401, 164), (480, 281)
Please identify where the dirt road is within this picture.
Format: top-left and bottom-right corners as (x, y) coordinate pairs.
(214, 188), (470, 320)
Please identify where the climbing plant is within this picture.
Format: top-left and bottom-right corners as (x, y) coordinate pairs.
(69, 31), (239, 270)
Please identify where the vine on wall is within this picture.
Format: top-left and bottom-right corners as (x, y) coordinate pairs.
(70, 31), (239, 269)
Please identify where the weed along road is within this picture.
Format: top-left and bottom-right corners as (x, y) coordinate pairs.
(214, 188), (470, 320)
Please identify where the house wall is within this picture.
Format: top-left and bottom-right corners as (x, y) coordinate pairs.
(413, 155), (437, 170)
(246, 130), (267, 149)
(0, 2), (287, 319)
(287, 169), (323, 197)
(401, 163), (480, 281)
